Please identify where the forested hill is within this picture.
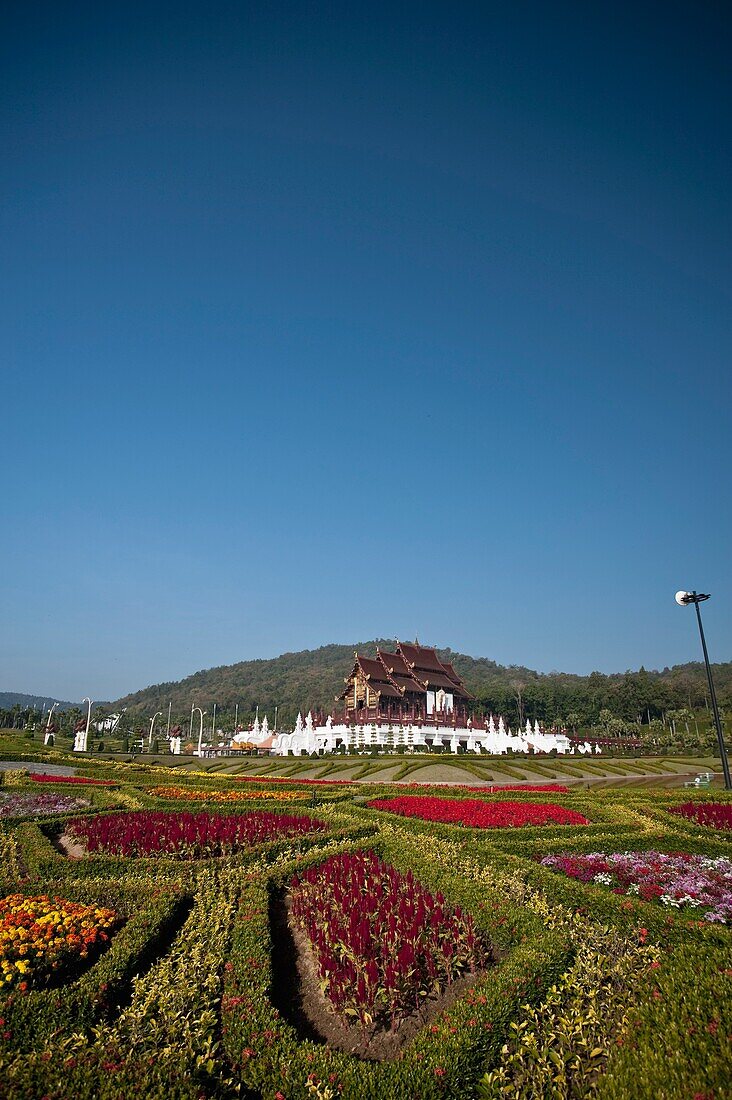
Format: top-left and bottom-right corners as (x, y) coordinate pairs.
(0, 691), (79, 711)
(113, 641), (732, 729)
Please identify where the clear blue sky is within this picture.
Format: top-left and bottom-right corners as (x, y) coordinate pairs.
(2, 2), (731, 701)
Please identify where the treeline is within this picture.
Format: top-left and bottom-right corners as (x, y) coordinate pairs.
(108, 641), (732, 733)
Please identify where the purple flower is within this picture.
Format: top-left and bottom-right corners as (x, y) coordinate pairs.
(0, 792), (89, 818)
(540, 851), (732, 923)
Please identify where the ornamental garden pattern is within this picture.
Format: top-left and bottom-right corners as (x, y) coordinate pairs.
(0, 765), (730, 1099)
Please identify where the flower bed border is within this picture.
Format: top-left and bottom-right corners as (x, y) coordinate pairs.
(0, 786), (124, 824)
(220, 836), (573, 1099)
(366, 795), (590, 829)
(0, 880), (188, 1052)
(7, 813), (376, 881)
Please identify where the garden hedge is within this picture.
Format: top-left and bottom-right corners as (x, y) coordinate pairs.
(0, 771), (730, 1098)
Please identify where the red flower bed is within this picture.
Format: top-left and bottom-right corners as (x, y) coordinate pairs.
(233, 777), (567, 792)
(66, 810), (327, 858)
(289, 851), (488, 1028)
(366, 795), (589, 828)
(394, 783), (572, 792)
(454, 784), (569, 793)
(669, 802), (732, 831)
(474, 783), (568, 792)
(30, 774), (116, 786)
(234, 775), (353, 786)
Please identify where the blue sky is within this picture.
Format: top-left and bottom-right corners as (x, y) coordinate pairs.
(2, 2), (731, 701)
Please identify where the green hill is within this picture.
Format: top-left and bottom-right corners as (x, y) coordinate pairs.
(113, 641), (732, 731)
(0, 691), (80, 712)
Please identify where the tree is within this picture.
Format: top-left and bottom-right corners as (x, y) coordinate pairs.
(565, 712), (582, 735)
(511, 680), (526, 729)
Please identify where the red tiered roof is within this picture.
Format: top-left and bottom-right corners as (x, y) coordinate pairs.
(376, 648), (426, 694)
(397, 642), (447, 673)
(396, 643), (474, 700)
(357, 656), (392, 681)
(441, 660), (465, 687)
(338, 643), (474, 706)
(339, 653), (402, 700)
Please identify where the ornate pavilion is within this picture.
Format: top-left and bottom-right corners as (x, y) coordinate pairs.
(266, 642), (576, 756)
(337, 642), (474, 725)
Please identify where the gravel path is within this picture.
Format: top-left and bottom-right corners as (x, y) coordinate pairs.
(0, 759), (76, 776)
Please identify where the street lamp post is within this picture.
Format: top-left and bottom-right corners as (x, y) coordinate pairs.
(166, 701), (172, 739)
(675, 591), (731, 790)
(148, 711), (164, 750)
(192, 706), (206, 756)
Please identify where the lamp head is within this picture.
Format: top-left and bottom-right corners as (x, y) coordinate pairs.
(676, 590), (711, 606)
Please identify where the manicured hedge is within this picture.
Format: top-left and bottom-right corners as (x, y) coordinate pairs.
(220, 836), (573, 1099)
(462, 842), (732, 950)
(10, 810), (375, 880)
(0, 881), (187, 1052)
(597, 943), (732, 1100)
(0, 773), (729, 1098)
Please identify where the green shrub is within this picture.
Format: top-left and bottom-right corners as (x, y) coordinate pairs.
(0, 882), (187, 1052)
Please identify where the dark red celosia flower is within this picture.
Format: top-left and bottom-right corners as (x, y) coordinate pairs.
(462, 784), (569, 793)
(30, 774), (115, 786)
(66, 810), (326, 858)
(372, 782), (569, 793)
(366, 796), (589, 828)
(288, 851), (488, 1029)
(669, 802), (732, 831)
(234, 776), (353, 786)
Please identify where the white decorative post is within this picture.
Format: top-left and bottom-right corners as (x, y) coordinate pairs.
(148, 711), (163, 750)
(44, 702), (60, 745)
(75, 698), (92, 752)
(192, 706), (206, 755)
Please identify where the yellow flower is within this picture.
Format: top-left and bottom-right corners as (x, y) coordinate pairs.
(0, 894), (120, 990)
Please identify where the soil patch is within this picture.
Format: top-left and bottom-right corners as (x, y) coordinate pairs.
(55, 830), (87, 859)
(268, 887), (491, 1061)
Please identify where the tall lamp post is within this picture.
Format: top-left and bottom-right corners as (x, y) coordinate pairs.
(192, 706), (206, 756)
(675, 591), (731, 790)
(148, 711), (163, 750)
